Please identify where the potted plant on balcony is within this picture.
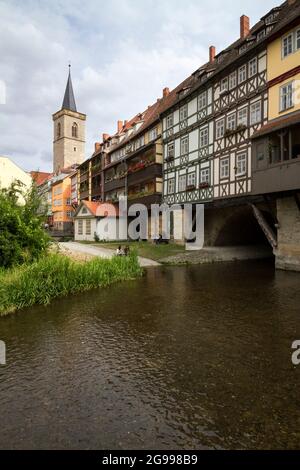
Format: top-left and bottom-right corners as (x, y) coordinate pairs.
(199, 182), (210, 189)
(186, 184), (196, 191)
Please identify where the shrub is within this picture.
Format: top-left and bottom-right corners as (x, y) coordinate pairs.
(0, 182), (50, 268)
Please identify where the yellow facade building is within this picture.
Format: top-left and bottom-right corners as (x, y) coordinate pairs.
(0, 156), (32, 203)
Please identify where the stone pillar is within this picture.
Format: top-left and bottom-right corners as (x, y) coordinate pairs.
(275, 195), (300, 272)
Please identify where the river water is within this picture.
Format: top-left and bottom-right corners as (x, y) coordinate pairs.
(0, 261), (300, 450)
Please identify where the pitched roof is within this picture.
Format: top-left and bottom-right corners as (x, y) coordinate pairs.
(80, 200), (119, 217)
(30, 171), (52, 186)
(62, 67), (77, 112)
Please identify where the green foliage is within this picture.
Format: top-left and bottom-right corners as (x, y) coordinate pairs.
(0, 251), (143, 316)
(0, 181), (50, 268)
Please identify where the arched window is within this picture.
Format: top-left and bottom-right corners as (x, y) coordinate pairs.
(57, 122), (61, 138)
(72, 122), (78, 138)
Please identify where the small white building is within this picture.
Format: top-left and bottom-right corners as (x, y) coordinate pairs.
(74, 200), (119, 241)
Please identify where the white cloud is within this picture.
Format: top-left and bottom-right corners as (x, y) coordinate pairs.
(0, 0), (278, 172)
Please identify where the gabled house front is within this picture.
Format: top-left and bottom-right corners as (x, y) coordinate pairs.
(74, 200), (119, 242)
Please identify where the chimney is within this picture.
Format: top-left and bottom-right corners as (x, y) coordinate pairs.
(117, 120), (123, 133)
(102, 133), (110, 142)
(163, 87), (170, 98)
(95, 142), (101, 152)
(209, 46), (216, 63)
(240, 15), (250, 39)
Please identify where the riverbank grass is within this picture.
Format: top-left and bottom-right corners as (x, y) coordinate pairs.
(0, 252), (143, 316)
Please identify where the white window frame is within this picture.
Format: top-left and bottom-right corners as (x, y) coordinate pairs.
(227, 113), (236, 131)
(236, 153), (247, 177)
(216, 119), (225, 139)
(167, 142), (174, 159)
(296, 29), (300, 51)
(85, 219), (91, 236)
(280, 82), (294, 112)
(167, 178), (175, 194)
(199, 127), (209, 148)
(238, 65), (247, 84)
(180, 136), (189, 155)
(220, 158), (229, 179)
(166, 114), (173, 129)
(198, 91), (207, 110)
(220, 77), (228, 93)
(78, 220), (83, 235)
(250, 101), (261, 125)
(200, 168), (210, 184)
(179, 104), (188, 122)
(282, 33), (294, 58)
(248, 58), (257, 78)
(187, 172), (196, 187)
(178, 175), (187, 192)
(237, 107), (248, 127)
(149, 127), (158, 141)
(229, 72), (237, 90)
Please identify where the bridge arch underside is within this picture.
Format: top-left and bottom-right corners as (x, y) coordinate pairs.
(204, 204), (274, 249)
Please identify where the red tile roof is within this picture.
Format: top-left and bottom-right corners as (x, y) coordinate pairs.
(30, 171), (52, 186)
(83, 200), (119, 217)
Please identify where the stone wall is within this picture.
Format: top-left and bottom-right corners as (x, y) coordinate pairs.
(275, 195), (300, 272)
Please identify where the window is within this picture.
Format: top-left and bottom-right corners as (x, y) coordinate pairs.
(67, 211), (73, 218)
(178, 175), (186, 192)
(236, 153), (247, 176)
(200, 127), (208, 148)
(166, 114), (173, 129)
(220, 78), (228, 93)
(216, 119), (225, 139)
(238, 65), (247, 84)
(229, 72), (237, 90)
(257, 30), (266, 41)
(72, 122), (78, 138)
(167, 178), (175, 194)
(200, 168), (210, 184)
(78, 220), (83, 235)
(198, 91), (207, 110)
(187, 172), (196, 187)
(180, 104), (188, 121)
(66, 198), (71, 206)
(167, 143), (174, 159)
(249, 58), (257, 77)
(74, 147), (77, 152)
(238, 107), (248, 127)
(220, 158), (229, 179)
(227, 113), (236, 131)
(149, 127), (158, 141)
(86, 220), (91, 236)
(297, 29), (300, 50)
(250, 101), (261, 125)
(282, 33), (293, 58)
(181, 137), (189, 155)
(280, 82), (294, 111)
(57, 122), (61, 138)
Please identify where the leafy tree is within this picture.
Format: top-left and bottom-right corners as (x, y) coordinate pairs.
(0, 181), (50, 268)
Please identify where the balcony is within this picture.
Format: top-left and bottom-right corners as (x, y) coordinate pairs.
(127, 192), (162, 208)
(80, 190), (89, 201)
(252, 118), (300, 195)
(105, 177), (126, 192)
(127, 163), (162, 187)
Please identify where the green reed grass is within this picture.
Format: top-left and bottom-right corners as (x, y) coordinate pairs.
(0, 252), (143, 316)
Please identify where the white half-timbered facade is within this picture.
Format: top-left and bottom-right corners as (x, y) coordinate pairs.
(160, 9), (281, 207)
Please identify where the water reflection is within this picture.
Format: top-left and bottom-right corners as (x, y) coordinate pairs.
(0, 261), (300, 449)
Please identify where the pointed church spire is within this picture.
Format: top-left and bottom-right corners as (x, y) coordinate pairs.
(62, 65), (77, 112)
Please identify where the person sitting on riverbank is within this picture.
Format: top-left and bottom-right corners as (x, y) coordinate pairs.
(116, 246), (124, 256)
(124, 245), (130, 257)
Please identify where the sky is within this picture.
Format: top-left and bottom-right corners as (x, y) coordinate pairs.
(0, 0), (279, 172)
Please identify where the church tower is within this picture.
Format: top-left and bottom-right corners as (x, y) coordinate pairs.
(52, 66), (86, 173)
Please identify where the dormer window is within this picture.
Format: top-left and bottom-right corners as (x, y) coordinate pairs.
(239, 44), (247, 55)
(72, 122), (78, 138)
(257, 30), (266, 41)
